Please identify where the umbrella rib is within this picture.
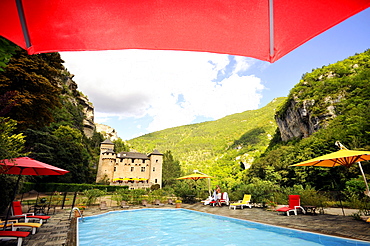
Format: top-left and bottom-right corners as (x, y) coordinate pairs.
(15, 0), (32, 48)
(269, 0), (274, 59)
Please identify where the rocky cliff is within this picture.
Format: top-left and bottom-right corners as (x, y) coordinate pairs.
(274, 49), (369, 142)
(275, 97), (337, 141)
(60, 72), (95, 138)
(95, 123), (119, 141)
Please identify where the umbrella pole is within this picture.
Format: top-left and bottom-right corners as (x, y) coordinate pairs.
(358, 162), (370, 197)
(3, 173), (22, 231)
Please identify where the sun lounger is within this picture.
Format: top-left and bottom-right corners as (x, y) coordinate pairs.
(0, 220), (41, 234)
(229, 194), (252, 209)
(11, 201), (50, 224)
(201, 196), (214, 205)
(0, 231), (30, 246)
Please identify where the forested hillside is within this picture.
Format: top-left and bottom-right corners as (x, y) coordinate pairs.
(129, 50), (370, 195)
(0, 37), (103, 185)
(128, 97), (285, 188)
(248, 49), (370, 192)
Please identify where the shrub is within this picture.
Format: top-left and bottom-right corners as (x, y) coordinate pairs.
(83, 189), (107, 206)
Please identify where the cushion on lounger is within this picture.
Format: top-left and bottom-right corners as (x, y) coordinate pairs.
(0, 231), (30, 237)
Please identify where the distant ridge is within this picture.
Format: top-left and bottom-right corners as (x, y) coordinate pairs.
(127, 97), (286, 179)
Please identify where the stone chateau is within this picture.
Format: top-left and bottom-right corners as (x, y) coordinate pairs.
(96, 139), (163, 189)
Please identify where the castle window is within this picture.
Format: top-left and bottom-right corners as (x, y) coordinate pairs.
(153, 167), (155, 172)
(155, 179), (158, 183)
(131, 159), (135, 163)
(114, 167), (116, 172)
(131, 167), (134, 172)
(142, 159), (145, 163)
(156, 159), (158, 163)
(141, 167), (145, 172)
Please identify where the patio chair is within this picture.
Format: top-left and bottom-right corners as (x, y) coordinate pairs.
(100, 201), (108, 210)
(167, 199), (174, 205)
(11, 201), (50, 224)
(0, 231), (30, 246)
(219, 192), (230, 206)
(0, 219), (42, 235)
(276, 195), (306, 216)
(210, 192), (229, 206)
(120, 200), (129, 209)
(141, 199), (148, 206)
(154, 199), (164, 206)
(229, 194), (252, 210)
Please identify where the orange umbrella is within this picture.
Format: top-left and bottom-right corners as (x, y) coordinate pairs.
(176, 173), (213, 181)
(291, 142), (370, 197)
(177, 171), (213, 196)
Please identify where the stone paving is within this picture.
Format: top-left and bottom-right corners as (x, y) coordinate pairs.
(0, 204), (369, 245)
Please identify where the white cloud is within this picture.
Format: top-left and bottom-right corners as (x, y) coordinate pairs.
(61, 50), (264, 134)
(233, 56), (256, 74)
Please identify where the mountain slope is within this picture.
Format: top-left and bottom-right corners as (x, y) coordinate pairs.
(128, 97), (285, 185)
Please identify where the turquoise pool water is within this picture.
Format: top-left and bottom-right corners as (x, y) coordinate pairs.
(78, 209), (370, 246)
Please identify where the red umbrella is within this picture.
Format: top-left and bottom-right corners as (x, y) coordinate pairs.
(1, 157), (70, 176)
(0, 157), (69, 230)
(0, 0), (369, 62)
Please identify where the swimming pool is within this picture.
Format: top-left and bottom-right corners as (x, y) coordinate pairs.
(78, 209), (370, 246)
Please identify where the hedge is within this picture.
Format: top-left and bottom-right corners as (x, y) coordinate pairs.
(21, 182), (129, 193)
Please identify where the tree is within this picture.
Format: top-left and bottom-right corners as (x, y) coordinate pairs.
(0, 37), (18, 72)
(0, 117), (26, 160)
(0, 49), (62, 130)
(162, 150), (182, 187)
(114, 138), (130, 153)
(0, 117), (26, 213)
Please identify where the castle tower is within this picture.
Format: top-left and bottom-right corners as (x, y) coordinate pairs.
(148, 149), (163, 188)
(96, 139), (163, 189)
(96, 139), (116, 184)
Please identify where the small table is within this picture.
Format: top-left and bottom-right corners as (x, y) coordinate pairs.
(302, 205), (317, 215)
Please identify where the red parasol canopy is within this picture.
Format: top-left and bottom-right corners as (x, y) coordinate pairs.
(0, 157), (69, 230)
(0, 0), (369, 62)
(0, 157), (69, 176)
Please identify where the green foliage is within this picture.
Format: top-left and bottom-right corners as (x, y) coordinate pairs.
(0, 43), (101, 186)
(128, 98), (285, 189)
(0, 117), (26, 159)
(20, 182), (129, 193)
(0, 49), (62, 130)
(111, 188), (131, 205)
(0, 37), (18, 71)
(0, 117), (26, 212)
(162, 150), (182, 187)
(113, 138), (130, 152)
(235, 178), (279, 204)
(83, 189), (107, 206)
(250, 50), (370, 192)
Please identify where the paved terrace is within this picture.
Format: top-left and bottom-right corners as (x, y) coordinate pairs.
(1, 203), (369, 246)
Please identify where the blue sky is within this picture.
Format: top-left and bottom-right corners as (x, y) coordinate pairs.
(61, 8), (369, 141)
